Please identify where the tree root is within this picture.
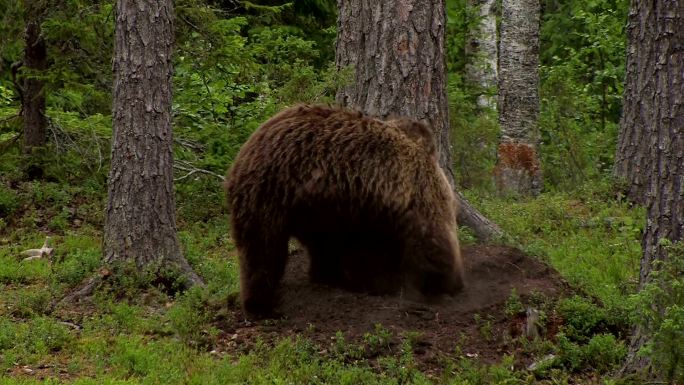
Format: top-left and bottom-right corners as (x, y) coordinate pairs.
(455, 190), (505, 243)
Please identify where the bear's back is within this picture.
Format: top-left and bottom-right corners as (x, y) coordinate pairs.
(230, 105), (432, 205)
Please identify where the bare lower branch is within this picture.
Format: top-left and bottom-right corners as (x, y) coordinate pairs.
(174, 159), (225, 181)
(0, 133), (21, 152)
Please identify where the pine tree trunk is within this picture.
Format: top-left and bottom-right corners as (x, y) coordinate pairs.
(465, 0), (498, 110)
(495, 0), (542, 196)
(22, 0), (47, 153)
(336, 0), (503, 242)
(618, 0), (684, 376)
(104, 0), (201, 286)
(614, 0), (673, 205)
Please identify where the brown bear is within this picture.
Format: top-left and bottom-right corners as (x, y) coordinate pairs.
(225, 104), (464, 316)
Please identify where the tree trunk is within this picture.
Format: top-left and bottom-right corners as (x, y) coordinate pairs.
(22, 0), (47, 153)
(614, 0), (664, 205)
(336, 0), (503, 242)
(465, 0), (498, 110)
(495, 0), (542, 196)
(619, 0), (684, 375)
(104, 0), (201, 286)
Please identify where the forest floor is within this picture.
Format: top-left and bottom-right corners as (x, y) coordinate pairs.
(216, 245), (570, 374)
(0, 180), (644, 384)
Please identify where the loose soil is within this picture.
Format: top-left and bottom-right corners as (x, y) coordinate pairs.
(216, 245), (572, 373)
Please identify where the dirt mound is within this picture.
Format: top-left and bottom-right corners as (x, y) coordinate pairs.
(217, 245), (570, 371)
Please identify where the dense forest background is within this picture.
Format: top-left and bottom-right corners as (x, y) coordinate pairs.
(0, 0), (626, 192)
(0, 0), (682, 384)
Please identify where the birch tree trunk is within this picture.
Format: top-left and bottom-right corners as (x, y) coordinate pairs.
(465, 0), (498, 110)
(22, 0), (47, 153)
(103, 0), (201, 286)
(495, 0), (542, 196)
(336, 0), (503, 242)
(619, 0), (684, 375)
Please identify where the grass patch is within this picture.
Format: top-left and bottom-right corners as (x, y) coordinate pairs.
(471, 183), (643, 306)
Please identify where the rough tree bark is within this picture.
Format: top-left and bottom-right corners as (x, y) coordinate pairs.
(336, 0), (503, 242)
(495, 0), (542, 196)
(465, 0), (498, 110)
(103, 0), (202, 286)
(614, 0), (672, 205)
(22, 0), (47, 153)
(618, 0), (684, 375)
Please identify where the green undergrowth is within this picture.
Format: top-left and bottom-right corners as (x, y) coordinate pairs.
(0, 180), (643, 384)
(471, 181), (643, 308)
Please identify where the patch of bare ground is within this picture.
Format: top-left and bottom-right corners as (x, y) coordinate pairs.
(215, 245), (572, 373)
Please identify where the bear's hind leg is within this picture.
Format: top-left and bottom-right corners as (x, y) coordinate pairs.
(237, 234), (289, 317)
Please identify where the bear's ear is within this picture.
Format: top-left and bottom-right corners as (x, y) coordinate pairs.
(391, 118), (437, 155)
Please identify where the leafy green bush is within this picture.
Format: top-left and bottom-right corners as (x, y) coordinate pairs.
(553, 331), (625, 373)
(558, 296), (607, 342)
(583, 333), (626, 372)
(539, 0), (626, 188)
(633, 241), (684, 383)
(448, 73), (499, 191)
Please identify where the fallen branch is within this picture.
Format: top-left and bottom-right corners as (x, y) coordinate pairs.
(0, 132), (21, 153)
(21, 236), (54, 261)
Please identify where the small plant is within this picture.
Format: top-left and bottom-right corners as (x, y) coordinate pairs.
(363, 323), (392, 355)
(377, 339), (419, 384)
(474, 313), (495, 342)
(110, 336), (155, 377)
(546, 331), (625, 374)
(402, 331), (424, 349)
(504, 288), (525, 317)
(54, 248), (101, 286)
(331, 331), (364, 361)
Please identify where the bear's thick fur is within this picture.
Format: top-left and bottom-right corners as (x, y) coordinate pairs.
(225, 105), (464, 316)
